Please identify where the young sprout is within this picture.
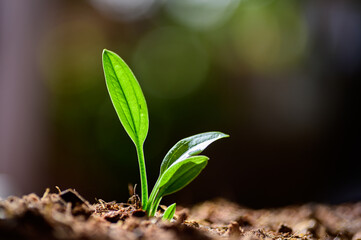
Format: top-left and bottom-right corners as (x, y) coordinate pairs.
(162, 203), (176, 221)
(102, 49), (229, 217)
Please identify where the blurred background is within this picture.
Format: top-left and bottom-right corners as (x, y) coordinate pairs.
(0, 0), (360, 208)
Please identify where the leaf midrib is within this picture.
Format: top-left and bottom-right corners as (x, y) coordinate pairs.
(106, 53), (140, 144)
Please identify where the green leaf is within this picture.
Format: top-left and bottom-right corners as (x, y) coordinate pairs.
(147, 132), (229, 215)
(160, 132), (228, 175)
(158, 155), (208, 197)
(162, 203), (176, 221)
(102, 49), (149, 209)
(102, 49), (149, 146)
(147, 156), (208, 216)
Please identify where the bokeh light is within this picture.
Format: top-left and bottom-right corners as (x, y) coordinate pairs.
(89, 0), (159, 21)
(165, 0), (240, 31)
(230, 1), (308, 74)
(133, 27), (209, 99)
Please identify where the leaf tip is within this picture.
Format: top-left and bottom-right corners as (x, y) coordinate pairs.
(102, 49), (112, 59)
(217, 131), (230, 139)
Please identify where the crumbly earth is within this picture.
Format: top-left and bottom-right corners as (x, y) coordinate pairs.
(0, 189), (360, 240)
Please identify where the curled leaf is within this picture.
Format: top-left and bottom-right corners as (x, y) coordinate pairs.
(160, 132), (228, 175)
(158, 155), (208, 197)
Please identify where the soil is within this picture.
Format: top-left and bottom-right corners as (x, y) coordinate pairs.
(0, 189), (360, 240)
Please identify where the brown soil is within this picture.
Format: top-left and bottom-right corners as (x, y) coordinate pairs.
(0, 189), (360, 240)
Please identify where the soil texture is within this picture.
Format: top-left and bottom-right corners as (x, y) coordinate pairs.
(0, 189), (360, 240)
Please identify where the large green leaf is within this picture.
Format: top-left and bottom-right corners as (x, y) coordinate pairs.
(102, 49), (149, 146)
(157, 155), (208, 197)
(159, 132), (228, 175)
(162, 203), (176, 221)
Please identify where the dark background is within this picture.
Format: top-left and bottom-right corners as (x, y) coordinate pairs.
(0, 0), (360, 208)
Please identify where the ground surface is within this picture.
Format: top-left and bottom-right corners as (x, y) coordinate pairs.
(0, 189), (360, 240)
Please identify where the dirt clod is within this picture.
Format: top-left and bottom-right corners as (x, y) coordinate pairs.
(132, 209), (147, 218)
(278, 224), (292, 234)
(227, 221), (241, 237)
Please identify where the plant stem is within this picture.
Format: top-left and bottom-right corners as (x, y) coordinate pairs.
(149, 186), (163, 216)
(136, 145), (148, 209)
(150, 196), (162, 216)
(146, 179), (159, 213)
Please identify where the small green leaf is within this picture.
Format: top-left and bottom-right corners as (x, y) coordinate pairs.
(162, 203), (176, 221)
(147, 156), (208, 216)
(147, 132), (228, 215)
(160, 132), (228, 175)
(102, 49), (149, 146)
(158, 155), (208, 197)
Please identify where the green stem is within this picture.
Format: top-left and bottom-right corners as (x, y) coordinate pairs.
(150, 196), (162, 216)
(149, 187), (164, 216)
(146, 179), (159, 213)
(136, 145), (148, 209)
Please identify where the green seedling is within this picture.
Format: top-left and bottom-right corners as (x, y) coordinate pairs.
(162, 203), (176, 221)
(102, 49), (229, 217)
